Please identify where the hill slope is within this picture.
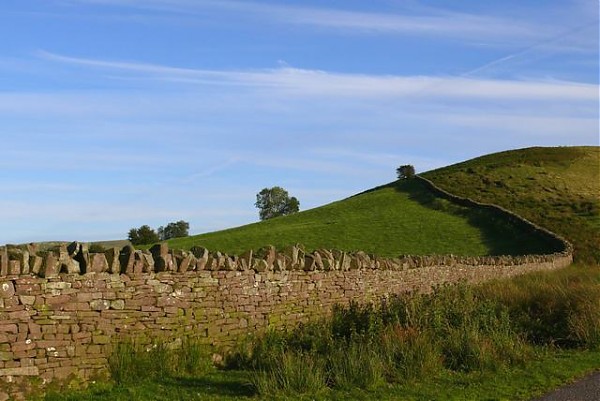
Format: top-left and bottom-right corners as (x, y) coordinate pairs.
(423, 146), (599, 263)
(167, 177), (550, 257)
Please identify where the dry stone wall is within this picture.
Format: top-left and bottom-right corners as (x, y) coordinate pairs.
(0, 241), (572, 389)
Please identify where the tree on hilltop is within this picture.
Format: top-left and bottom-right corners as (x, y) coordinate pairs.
(396, 165), (416, 180)
(255, 186), (300, 220)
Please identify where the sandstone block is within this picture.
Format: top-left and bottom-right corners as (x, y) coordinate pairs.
(41, 253), (60, 278)
(60, 258), (80, 275)
(0, 281), (15, 298)
(19, 295), (35, 305)
(110, 300), (125, 310)
(256, 246), (276, 270)
(8, 248), (29, 274)
(176, 252), (195, 272)
(90, 299), (111, 311)
(141, 252), (155, 273)
(29, 255), (43, 275)
(132, 251), (146, 274)
(69, 242), (89, 273)
(312, 252), (324, 270)
(150, 243), (169, 258)
(0, 247), (7, 276)
(104, 248), (121, 274)
(304, 255), (316, 271)
(223, 255), (238, 271)
(274, 254), (291, 271)
(239, 250), (252, 271)
(8, 261), (21, 275)
(119, 246), (135, 274)
(0, 366), (39, 376)
(253, 259), (268, 272)
(88, 253), (109, 273)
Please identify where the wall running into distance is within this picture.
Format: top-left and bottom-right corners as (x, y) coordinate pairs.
(0, 177), (573, 394)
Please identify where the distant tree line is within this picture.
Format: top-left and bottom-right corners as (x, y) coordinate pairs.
(128, 220), (190, 245)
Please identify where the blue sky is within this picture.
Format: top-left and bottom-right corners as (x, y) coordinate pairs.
(1, 0), (598, 244)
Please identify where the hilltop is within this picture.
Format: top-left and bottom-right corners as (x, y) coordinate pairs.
(423, 146), (599, 263)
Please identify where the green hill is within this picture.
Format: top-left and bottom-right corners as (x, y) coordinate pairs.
(167, 146), (597, 260)
(167, 174), (553, 258)
(423, 146), (599, 263)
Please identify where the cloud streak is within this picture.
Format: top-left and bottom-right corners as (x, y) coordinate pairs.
(37, 51), (598, 101)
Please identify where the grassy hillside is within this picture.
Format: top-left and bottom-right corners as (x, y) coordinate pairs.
(423, 146), (599, 263)
(167, 146), (597, 260)
(167, 178), (550, 257)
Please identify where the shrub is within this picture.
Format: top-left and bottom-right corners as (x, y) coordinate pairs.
(328, 341), (385, 389)
(379, 326), (441, 382)
(477, 266), (600, 348)
(108, 337), (213, 384)
(88, 243), (106, 253)
(251, 350), (327, 396)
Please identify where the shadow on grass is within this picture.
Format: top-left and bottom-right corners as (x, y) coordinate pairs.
(392, 179), (553, 256)
(164, 372), (256, 398)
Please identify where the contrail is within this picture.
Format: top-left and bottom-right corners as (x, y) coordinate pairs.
(462, 19), (598, 77)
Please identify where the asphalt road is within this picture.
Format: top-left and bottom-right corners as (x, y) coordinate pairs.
(532, 371), (600, 401)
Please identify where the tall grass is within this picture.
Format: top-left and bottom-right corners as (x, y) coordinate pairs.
(104, 266), (598, 397)
(477, 265), (600, 348)
(224, 265), (599, 397)
(108, 337), (214, 384)
(251, 350), (327, 396)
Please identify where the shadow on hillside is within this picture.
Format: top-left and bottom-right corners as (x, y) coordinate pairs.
(392, 179), (553, 256)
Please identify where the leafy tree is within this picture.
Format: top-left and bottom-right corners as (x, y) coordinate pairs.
(255, 186), (300, 220)
(128, 225), (160, 245)
(396, 165), (416, 180)
(158, 220), (190, 241)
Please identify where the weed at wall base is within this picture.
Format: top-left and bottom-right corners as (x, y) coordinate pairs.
(250, 350), (328, 396)
(108, 338), (214, 384)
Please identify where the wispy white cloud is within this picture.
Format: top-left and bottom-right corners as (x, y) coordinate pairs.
(36, 51), (599, 101)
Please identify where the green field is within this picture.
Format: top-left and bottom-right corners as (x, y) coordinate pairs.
(166, 177), (551, 257)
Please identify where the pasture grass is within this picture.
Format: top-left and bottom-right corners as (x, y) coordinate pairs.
(166, 178), (549, 257)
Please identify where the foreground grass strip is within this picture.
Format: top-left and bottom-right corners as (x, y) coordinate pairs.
(43, 349), (600, 401)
